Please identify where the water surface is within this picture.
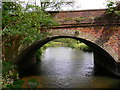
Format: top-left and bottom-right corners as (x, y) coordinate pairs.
(21, 47), (120, 88)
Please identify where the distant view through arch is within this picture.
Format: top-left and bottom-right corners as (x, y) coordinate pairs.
(15, 35), (119, 76)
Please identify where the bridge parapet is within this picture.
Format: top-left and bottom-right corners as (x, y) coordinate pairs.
(48, 9), (120, 63)
(49, 9), (120, 26)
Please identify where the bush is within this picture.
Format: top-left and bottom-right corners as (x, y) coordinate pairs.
(70, 43), (92, 51)
(2, 2), (58, 61)
(2, 61), (21, 88)
(28, 79), (39, 88)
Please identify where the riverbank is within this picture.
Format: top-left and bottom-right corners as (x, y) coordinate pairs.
(2, 60), (40, 88)
(38, 38), (92, 59)
(42, 38), (92, 51)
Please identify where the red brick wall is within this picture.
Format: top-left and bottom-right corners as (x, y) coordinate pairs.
(118, 30), (120, 61)
(48, 9), (120, 62)
(49, 9), (106, 25)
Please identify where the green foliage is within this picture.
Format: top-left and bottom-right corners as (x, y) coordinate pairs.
(39, 38), (91, 53)
(73, 43), (92, 51)
(114, 11), (120, 15)
(2, 2), (58, 61)
(2, 61), (12, 76)
(69, 42), (92, 51)
(2, 60), (39, 88)
(36, 49), (42, 62)
(2, 2), (58, 88)
(2, 2), (57, 44)
(5, 80), (24, 88)
(2, 2), (22, 16)
(12, 80), (24, 88)
(106, 1), (115, 14)
(106, 1), (120, 15)
(2, 61), (15, 77)
(28, 79), (39, 88)
(6, 84), (13, 88)
(2, 61), (20, 88)
(64, 17), (89, 21)
(40, 0), (74, 11)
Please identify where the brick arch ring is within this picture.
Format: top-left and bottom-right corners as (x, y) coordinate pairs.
(15, 36), (120, 77)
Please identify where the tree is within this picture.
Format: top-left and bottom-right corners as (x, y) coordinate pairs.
(116, 1), (120, 10)
(25, 0), (74, 11)
(2, 2), (58, 61)
(40, 0), (74, 11)
(106, 0), (120, 15)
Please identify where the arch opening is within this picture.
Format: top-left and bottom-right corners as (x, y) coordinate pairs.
(38, 37), (92, 60)
(15, 36), (119, 76)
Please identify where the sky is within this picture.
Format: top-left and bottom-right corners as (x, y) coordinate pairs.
(74, 0), (107, 10)
(14, 0), (120, 10)
(34, 0), (120, 10)
(35, 0), (108, 10)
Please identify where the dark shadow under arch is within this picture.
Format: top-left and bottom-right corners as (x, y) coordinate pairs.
(15, 36), (119, 76)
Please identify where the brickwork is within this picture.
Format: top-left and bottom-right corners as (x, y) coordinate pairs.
(48, 26), (119, 62)
(16, 9), (120, 76)
(48, 9), (120, 62)
(119, 30), (120, 61)
(49, 9), (106, 25)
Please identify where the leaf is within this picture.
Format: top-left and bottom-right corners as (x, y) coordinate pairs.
(13, 80), (24, 88)
(28, 79), (39, 88)
(6, 84), (13, 88)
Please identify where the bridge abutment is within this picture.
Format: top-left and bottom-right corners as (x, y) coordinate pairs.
(94, 52), (120, 77)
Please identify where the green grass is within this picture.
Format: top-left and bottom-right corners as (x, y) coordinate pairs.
(70, 43), (92, 52)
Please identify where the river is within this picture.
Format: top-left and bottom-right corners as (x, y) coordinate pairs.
(21, 47), (120, 88)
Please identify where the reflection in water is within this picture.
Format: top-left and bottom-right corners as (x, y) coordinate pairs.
(21, 47), (120, 88)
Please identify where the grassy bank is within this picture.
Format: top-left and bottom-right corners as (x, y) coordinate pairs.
(41, 38), (92, 52)
(69, 43), (92, 52)
(36, 38), (92, 61)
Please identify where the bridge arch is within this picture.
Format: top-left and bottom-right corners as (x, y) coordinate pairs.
(15, 35), (120, 76)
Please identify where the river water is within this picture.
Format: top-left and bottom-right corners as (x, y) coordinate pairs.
(21, 47), (120, 88)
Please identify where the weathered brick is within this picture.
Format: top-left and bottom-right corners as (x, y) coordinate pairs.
(48, 9), (120, 62)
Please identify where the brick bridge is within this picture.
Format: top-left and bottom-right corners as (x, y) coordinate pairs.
(16, 9), (120, 76)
